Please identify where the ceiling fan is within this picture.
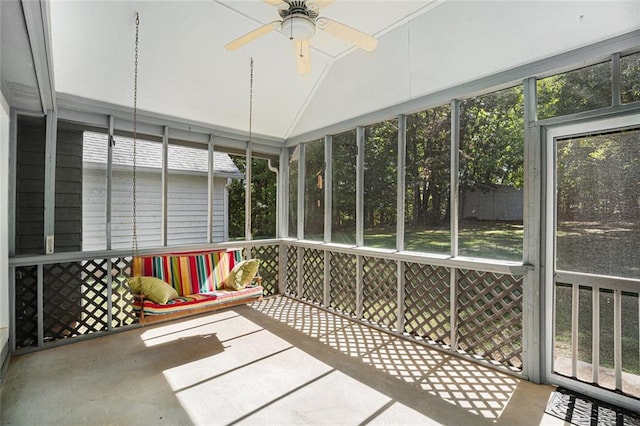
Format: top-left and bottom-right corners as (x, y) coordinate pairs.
(224, 0), (378, 75)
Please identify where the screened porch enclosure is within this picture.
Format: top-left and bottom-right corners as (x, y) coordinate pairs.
(4, 1), (640, 418)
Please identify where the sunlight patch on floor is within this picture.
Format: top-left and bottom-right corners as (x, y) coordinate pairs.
(252, 296), (522, 421)
(419, 356), (520, 419)
(140, 310), (243, 346)
(160, 320), (404, 425)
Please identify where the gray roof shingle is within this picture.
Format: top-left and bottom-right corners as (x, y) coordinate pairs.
(83, 131), (243, 178)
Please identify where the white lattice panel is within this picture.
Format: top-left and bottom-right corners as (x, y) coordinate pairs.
(363, 257), (397, 330)
(457, 269), (523, 369)
(404, 263), (451, 344)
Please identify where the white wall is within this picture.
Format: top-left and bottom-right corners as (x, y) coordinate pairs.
(0, 83), (9, 360)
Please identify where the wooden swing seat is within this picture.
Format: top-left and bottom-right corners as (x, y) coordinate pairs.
(131, 248), (263, 325)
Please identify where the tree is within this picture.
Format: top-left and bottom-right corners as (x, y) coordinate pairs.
(364, 120), (397, 230)
(332, 131), (357, 233)
(459, 86), (525, 192)
(228, 156), (277, 240)
(304, 139), (324, 238)
(538, 61), (611, 119)
(406, 105), (451, 227)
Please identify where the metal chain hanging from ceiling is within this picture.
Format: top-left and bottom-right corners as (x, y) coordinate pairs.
(248, 57), (254, 147)
(245, 58), (254, 243)
(132, 13), (140, 258)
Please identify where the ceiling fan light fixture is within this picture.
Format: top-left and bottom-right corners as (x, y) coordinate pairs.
(281, 14), (316, 40)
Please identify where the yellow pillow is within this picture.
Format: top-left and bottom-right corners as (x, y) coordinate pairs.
(225, 259), (260, 291)
(128, 276), (178, 304)
(128, 276), (143, 294)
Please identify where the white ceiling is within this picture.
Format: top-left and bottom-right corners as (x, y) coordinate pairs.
(2, 0), (640, 143)
(46, 0), (438, 140)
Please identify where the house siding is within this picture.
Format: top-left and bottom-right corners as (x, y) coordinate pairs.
(82, 168), (228, 251)
(15, 117), (46, 254)
(55, 127), (83, 252)
(167, 173), (227, 246)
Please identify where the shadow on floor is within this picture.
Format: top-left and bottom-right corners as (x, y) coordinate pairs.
(2, 296), (558, 425)
(241, 296), (555, 425)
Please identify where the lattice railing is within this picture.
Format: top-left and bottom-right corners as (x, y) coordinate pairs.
(43, 261), (109, 341)
(111, 257), (136, 328)
(302, 248), (324, 305)
(404, 263), (451, 344)
(12, 256), (140, 351)
(285, 245), (298, 296)
(329, 252), (357, 316)
(456, 269), (523, 369)
(362, 256), (397, 330)
(284, 244), (526, 374)
(12, 242), (527, 375)
(252, 244), (279, 296)
(14, 266), (38, 350)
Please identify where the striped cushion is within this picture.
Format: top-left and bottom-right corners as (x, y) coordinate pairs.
(135, 249), (243, 296)
(132, 286), (263, 315)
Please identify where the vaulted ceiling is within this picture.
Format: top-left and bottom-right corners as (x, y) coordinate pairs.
(2, 0), (640, 143)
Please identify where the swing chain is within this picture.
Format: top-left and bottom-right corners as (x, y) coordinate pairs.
(249, 57), (253, 146)
(132, 12), (140, 257)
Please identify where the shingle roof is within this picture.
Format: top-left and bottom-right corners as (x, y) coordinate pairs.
(83, 131), (243, 178)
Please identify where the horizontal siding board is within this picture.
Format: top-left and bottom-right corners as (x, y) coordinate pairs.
(17, 236), (44, 250)
(83, 164), (231, 249)
(17, 198), (44, 208)
(56, 167), (83, 180)
(16, 223), (44, 234)
(56, 194), (82, 205)
(56, 182), (83, 191)
(17, 179), (45, 193)
(17, 164), (45, 177)
(17, 153), (45, 165)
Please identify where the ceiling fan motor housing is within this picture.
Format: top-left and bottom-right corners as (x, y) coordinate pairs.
(280, 1), (318, 41)
(278, 1), (319, 19)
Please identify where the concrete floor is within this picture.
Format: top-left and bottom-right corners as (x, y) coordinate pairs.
(1, 296), (566, 425)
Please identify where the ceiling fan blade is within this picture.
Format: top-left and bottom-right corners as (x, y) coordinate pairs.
(225, 21), (280, 51)
(317, 18), (378, 52)
(307, 0), (335, 13)
(295, 40), (311, 75)
(314, 0), (335, 8)
(263, 0), (285, 6)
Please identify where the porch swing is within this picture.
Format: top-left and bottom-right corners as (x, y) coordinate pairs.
(126, 14), (263, 325)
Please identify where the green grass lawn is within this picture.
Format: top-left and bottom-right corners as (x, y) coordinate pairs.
(360, 220), (524, 262)
(557, 220), (640, 278)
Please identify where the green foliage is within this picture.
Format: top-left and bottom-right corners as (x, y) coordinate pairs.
(289, 155), (298, 237)
(364, 120), (397, 232)
(228, 156), (277, 240)
(621, 52), (640, 104)
(332, 131), (357, 243)
(304, 140), (325, 238)
(228, 157), (245, 240)
(537, 61), (612, 119)
(557, 130), (640, 222)
(460, 86), (525, 190)
(406, 105), (451, 227)
(252, 158), (277, 238)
